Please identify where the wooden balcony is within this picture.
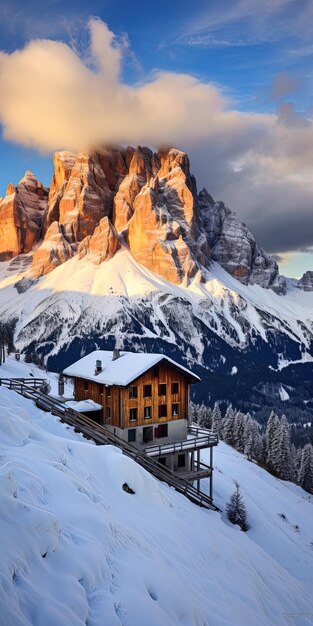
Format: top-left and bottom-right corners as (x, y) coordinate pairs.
(145, 434), (215, 457)
(145, 429), (218, 458)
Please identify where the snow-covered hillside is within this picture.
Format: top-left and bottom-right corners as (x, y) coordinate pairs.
(1, 249), (313, 364)
(0, 247), (313, 412)
(203, 444), (313, 597)
(0, 362), (313, 626)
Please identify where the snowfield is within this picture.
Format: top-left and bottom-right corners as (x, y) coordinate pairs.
(0, 363), (313, 625)
(0, 249), (313, 369)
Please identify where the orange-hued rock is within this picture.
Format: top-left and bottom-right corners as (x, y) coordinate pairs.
(31, 221), (73, 277)
(46, 151), (112, 242)
(157, 148), (196, 229)
(113, 147), (154, 232)
(41, 145), (209, 283)
(124, 147), (210, 284)
(46, 152), (76, 227)
(78, 217), (120, 265)
(127, 178), (198, 284)
(0, 146), (211, 284)
(0, 171), (48, 261)
(1, 144), (287, 292)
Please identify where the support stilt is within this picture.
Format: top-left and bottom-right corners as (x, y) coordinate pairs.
(196, 449), (200, 493)
(209, 446), (213, 501)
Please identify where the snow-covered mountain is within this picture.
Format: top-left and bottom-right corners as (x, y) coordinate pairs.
(0, 359), (312, 626)
(0, 146), (312, 416)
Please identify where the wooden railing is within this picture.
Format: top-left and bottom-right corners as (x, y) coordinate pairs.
(145, 434), (217, 457)
(188, 424), (219, 443)
(0, 377), (219, 511)
(0, 377), (48, 390)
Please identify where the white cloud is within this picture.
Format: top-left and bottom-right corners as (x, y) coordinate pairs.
(0, 18), (268, 152)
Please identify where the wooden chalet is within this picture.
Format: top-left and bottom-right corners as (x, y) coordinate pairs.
(63, 349), (218, 494)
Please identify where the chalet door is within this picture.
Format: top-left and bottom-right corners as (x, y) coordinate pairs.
(143, 426), (153, 443)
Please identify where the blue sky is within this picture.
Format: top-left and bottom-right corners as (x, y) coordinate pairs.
(0, 0), (313, 276)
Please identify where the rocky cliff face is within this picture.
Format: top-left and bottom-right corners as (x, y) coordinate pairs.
(32, 222), (74, 277)
(0, 146), (287, 292)
(0, 171), (48, 261)
(78, 217), (120, 265)
(297, 271), (313, 291)
(198, 189), (286, 293)
(46, 151), (112, 241)
(126, 148), (210, 284)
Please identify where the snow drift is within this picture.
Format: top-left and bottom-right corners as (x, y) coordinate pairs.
(0, 360), (313, 625)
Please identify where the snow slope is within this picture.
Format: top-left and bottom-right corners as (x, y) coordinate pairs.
(0, 362), (313, 626)
(202, 443), (313, 598)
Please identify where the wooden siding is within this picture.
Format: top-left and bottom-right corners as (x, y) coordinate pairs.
(74, 378), (120, 427)
(73, 361), (189, 429)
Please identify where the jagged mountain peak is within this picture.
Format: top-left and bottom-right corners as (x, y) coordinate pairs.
(19, 169), (39, 183)
(0, 144), (285, 293)
(198, 187), (215, 205)
(298, 270), (313, 291)
(0, 169), (48, 262)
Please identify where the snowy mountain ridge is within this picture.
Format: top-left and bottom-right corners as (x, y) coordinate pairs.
(0, 146), (312, 414)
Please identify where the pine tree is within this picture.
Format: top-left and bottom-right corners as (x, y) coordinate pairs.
(222, 405), (236, 445)
(244, 414), (255, 460)
(188, 401), (197, 425)
(211, 402), (222, 436)
(197, 403), (206, 426)
(277, 415), (295, 481)
(265, 411), (281, 474)
(298, 444), (313, 494)
(293, 445), (302, 475)
(255, 432), (267, 465)
(205, 406), (212, 429)
(233, 411), (247, 453)
(226, 482), (248, 531)
(198, 404), (212, 429)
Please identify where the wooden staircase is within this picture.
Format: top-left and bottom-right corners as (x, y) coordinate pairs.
(0, 377), (218, 511)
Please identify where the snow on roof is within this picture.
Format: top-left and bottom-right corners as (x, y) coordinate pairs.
(63, 350), (200, 386)
(65, 399), (102, 413)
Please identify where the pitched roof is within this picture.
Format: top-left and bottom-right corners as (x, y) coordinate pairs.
(63, 350), (200, 386)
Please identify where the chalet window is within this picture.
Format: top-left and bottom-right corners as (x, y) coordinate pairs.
(128, 429), (136, 442)
(107, 386), (111, 397)
(84, 380), (89, 391)
(144, 406), (152, 419)
(143, 384), (152, 398)
(172, 403), (179, 416)
(129, 386), (138, 399)
(155, 423), (168, 439)
(158, 383), (167, 396)
(129, 408), (138, 422)
(171, 382), (179, 394)
(106, 406), (111, 419)
(153, 366), (159, 378)
(178, 453), (186, 468)
(99, 384), (104, 395)
(158, 404), (167, 418)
